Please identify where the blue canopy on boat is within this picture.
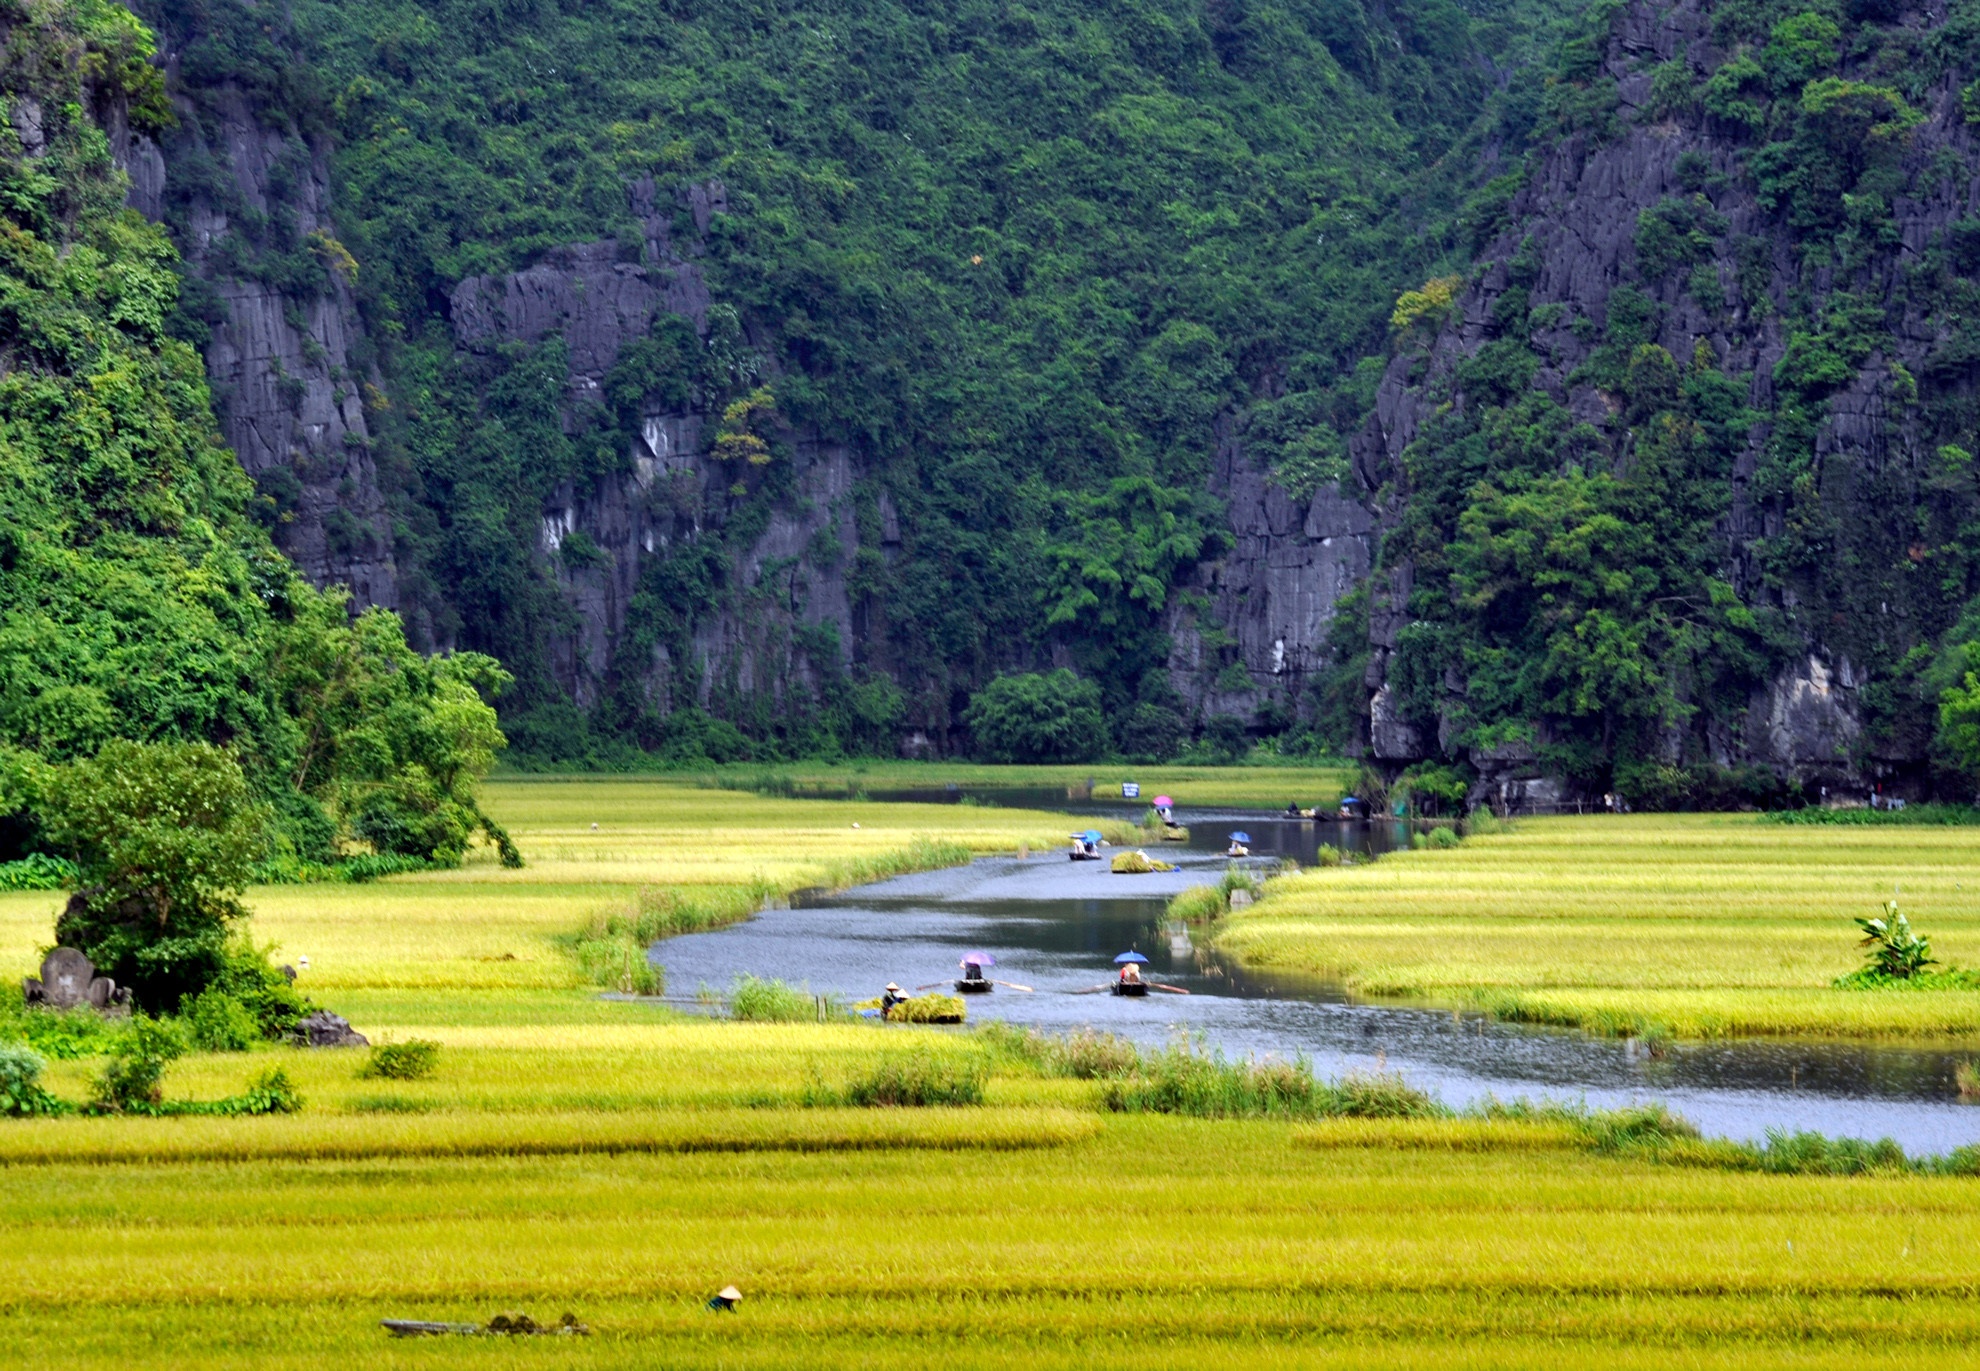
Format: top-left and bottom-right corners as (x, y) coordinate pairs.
(1228, 831), (1251, 843)
(1082, 829), (1103, 842)
(1113, 951), (1149, 964)
(1340, 796), (1360, 805)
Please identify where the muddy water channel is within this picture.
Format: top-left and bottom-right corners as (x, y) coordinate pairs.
(652, 799), (1980, 1153)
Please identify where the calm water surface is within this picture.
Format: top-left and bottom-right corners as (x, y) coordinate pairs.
(652, 801), (1980, 1154)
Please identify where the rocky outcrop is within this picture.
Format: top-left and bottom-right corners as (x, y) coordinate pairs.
(115, 52), (399, 616)
(453, 180), (864, 716)
(1333, 0), (1980, 797)
(1167, 423), (1377, 721)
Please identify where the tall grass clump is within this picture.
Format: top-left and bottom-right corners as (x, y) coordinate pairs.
(979, 1023), (1143, 1078)
(1102, 1041), (1443, 1120)
(570, 881), (776, 992)
(1477, 1098), (1699, 1153)
(837, 1051), (985, 1107)
(728, 976), (821, 1022)
(818, 835), (974, 889)
(1166, 883), (1227, 923)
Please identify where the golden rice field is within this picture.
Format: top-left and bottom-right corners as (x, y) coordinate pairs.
(0, 775), (1107, 992)
(8, 777), (1980, 1366)
(1216, 812), (1980, 1038)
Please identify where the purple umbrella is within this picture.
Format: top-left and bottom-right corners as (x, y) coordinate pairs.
(961, 952), (996, 968)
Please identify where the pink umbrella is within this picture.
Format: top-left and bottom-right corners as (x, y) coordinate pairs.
(1153, 795), (1173, 809)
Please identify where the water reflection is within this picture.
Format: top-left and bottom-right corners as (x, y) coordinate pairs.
(650, 838), (1980, 1154)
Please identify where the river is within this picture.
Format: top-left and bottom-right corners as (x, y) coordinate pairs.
(650, 798), (1980, 1153)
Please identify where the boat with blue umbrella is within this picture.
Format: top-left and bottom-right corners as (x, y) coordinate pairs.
(1226, 830), (1251, 858)
(1068, 829), (1104, 861)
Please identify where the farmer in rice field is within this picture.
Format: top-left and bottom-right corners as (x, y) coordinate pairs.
(881, 982), (908, 1017)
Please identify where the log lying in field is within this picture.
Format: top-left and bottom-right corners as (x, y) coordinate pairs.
(383, 1311), (590, 1337)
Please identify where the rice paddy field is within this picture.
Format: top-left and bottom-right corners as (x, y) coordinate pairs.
(7, 777), (1980, 1367)
(1216, 811), (1980, 1038)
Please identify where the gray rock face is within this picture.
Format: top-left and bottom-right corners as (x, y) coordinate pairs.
(451, 177), (713, 391)
(454, 181), (864, 716)
(1168, 423), (1377, 721)
(116, 74), (399, 616)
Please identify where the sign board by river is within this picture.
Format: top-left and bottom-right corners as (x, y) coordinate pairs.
(1121, 782), (1140, 798)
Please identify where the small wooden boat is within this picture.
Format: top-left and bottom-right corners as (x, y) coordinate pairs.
(955, 976), (994, 994)
(1111, 980), (1150, 997)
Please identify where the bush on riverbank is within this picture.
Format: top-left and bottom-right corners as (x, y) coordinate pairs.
(1100, 1041), (1443, 1121)
(728, 976), (828, 1022)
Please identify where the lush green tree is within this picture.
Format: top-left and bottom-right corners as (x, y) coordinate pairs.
(1937, 643), (1980, 790)
(271, 602), (518, 865)
(43, 740), (262, 1009)
(962, 671), (1105, 764)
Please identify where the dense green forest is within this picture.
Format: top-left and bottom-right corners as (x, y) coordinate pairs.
(135, 0), (1583, 763)
(0, 0), (513, 877)
(17, 0), (1980, 799)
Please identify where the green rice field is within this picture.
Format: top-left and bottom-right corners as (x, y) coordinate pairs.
(6, 776), (1980, 1366)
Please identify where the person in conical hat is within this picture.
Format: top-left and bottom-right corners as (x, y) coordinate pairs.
(880, 982), (907, 1016)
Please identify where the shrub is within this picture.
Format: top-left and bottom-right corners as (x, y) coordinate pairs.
(0, 1043), (68, 1116)
(728, 975), (819, 1022)
(222, 1067), (304, 1115)
(0, 853), (79, 891)
(1840, 901), (1937, 983)
(357, 1038), (441, 1081)
(0, 996), (117, 1059)
(962, 670), (1105, 763)
(842, 1052), (985, 1106)
(183, 990), (259, 1052)
(1411, 825), (1462, 850)
(90, 1015), (188, 1113)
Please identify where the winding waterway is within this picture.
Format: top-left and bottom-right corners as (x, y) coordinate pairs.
(651, 797), (1980, 1154)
